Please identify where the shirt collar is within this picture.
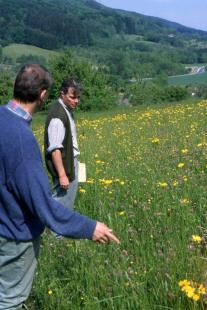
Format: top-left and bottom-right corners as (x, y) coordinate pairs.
(6, 101), (32, 123)
(58, 98), (73, 114)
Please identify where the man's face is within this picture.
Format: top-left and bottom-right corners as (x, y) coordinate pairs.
(61, 87), (80, 109)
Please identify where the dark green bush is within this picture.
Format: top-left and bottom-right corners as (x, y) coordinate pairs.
(125, 82), (188, 105)
(48, 50), (117, 111)
(0, 70), (13, 105)
(164, 85), (188, 102)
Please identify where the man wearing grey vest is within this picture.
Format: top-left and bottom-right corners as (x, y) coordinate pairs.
(44, 77), (82, 216)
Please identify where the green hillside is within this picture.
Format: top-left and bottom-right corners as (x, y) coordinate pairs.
(1, 0), (207, 82)
(1, 0), (207, 49)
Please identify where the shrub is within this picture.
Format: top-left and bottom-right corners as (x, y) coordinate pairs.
(48, 50), (117, 111)
(0, 70), (13, 105)
(125, 82), (188, 105)
(164, 85), (188, 102)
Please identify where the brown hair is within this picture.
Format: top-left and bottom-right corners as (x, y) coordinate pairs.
(60, 76), (82, 96)
(13, 63), (52, 103)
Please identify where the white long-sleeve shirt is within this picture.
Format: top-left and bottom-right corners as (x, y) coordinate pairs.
(47, 98), (80, 157)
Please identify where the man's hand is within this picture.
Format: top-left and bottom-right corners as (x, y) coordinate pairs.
(59, 175), (69, 189)
(51, 149), (69, 189)
(92, 222), (120, 244)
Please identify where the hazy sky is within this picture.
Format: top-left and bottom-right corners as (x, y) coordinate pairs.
(97, 0), (207, 32)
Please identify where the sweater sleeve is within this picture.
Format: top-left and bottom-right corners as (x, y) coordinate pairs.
(8, 159), (96, 239)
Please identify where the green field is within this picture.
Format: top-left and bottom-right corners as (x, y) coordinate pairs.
(2, 44), (59, 62)
(29, 101), (207, 309)
(168, 72), (207, 86)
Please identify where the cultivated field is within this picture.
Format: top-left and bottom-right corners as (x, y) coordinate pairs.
(29, 101), (207, 309)
(168, 72), (207, 86)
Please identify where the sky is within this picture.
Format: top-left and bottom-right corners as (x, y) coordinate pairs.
(96, 0), (207, 32)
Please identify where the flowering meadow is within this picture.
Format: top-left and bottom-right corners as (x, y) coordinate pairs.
(29, 100), (207, 309)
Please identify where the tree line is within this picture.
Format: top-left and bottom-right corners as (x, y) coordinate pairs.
(0, 51), (206, 110)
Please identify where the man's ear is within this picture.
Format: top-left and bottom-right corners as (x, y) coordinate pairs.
(40, 89), (47, 101)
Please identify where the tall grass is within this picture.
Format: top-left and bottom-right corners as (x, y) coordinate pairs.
(29, 100), (207, 309)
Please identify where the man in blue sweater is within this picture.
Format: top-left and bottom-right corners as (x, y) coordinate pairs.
(0, 64), (119, 310)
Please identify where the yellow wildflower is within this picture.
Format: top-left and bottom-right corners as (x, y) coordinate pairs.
(198, 284), (206, 295)
(181, 149), (189, 154)
(95, 160), (101, 164)
(178, 280), (190, 287)
(183, 175), (188, 182)
(118, 211), (125, 216)
(86, 178), (94, 184)
(79, 188), (86, 193)
(104, 180), (113, 185)
(192, 294), (200, 301)
(180, 198), (190, 204)
(185, 286), (195, 298)
(48, 289), (53, 295)
(192, 235), (202, 243)
(178, 163), (185, 168)
(158, 182), (168, 187)
(197, 143), (203, 147)
(173, 180), (178, 187)
(151, 138), (160, 143)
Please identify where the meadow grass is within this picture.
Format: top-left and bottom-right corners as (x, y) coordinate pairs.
(28, 100), (207, 309)
(2, 44), (58, 62)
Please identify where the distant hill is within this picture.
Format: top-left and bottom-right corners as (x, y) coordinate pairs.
(1, 0), (207, 81)
(0, 0), (207, 49)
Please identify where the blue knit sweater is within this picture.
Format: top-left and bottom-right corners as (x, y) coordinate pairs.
(0, 104), (96, 241)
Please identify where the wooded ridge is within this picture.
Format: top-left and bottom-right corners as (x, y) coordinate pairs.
(0, 0), (207, 49)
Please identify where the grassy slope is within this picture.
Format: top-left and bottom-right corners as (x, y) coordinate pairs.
(2, 44), (59, 62)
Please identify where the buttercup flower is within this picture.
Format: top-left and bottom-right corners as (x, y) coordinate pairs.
(151, 138), (160, 143)
(158, 182), (168, 187)
(173, 180), (178, 187)
(79, 188), (86, 193)
(179, 279), (205, 302)
(180, 198), (190, 204)
(183, 175), (188, 182)
(48, 289), (53, 295)
(192, 235), (202, 243)
(118, 211), (125, 216)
